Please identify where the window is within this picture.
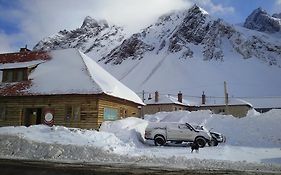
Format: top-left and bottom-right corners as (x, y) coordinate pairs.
(65, 105), (80, 121)
(2, 68), (27, 82)
(104, 108), (118, 121)
(0, 105), (6, 120)
(16, 70), (24, 81)
(6, 70), (13, 82)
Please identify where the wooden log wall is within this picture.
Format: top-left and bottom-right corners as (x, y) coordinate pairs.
(97, 94), (140, 125)
(0, 94), (141, 129)
(0, 95), (99, 129)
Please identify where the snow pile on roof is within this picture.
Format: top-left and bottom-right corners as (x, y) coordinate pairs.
(0, 48), (143, 105)
(145, 94), (252, 107)
(0, 60), (45, 70)
(29, 49), (99, 94)
(79, 51), (144, 105)
(145, 94), (193, 106)
(1, 110), (281, 171)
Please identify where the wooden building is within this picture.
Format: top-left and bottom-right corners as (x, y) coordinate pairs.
(196, 91), (253, 118)
(143, 91), (193, 115)
(143, 91), (252, 118)
(0, 48), (144, 129)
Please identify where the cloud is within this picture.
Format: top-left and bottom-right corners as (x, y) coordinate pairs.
(0, 31), (17, 53)
(192, 0), (235, 15)
(272, 0), (281, 13)
(0, 0), (235, 53)
(11, 0), (191, 47)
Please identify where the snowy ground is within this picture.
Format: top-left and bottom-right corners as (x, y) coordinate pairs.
(0, 110), (281, 172)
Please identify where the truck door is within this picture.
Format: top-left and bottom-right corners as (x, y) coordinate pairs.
(177, 124), (193, 141)
(166, 123), (181, 140)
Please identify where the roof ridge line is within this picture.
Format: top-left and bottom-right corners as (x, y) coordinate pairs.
(77, 50), (103, 93)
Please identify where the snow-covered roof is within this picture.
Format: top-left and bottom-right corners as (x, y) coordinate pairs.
(0, 49), (144, 105)
(145, 94), (196, 106)
(0, 60), (45, 69)
(144, 94), (252, 107)
(201, 97), (253, 107)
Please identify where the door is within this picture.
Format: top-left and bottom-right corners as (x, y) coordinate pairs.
(24, 108), (42, 127)
(177, 124), (193, 141)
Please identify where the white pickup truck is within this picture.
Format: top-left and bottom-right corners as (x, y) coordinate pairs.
(145, 122), (225, 147)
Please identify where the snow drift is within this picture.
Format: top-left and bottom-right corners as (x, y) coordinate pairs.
(0, 110), (281, 171)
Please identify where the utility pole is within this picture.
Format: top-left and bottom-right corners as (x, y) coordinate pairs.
(142, 90), (145, 102)
(224, 81), (229, 115)
(141, 90), (145, 119)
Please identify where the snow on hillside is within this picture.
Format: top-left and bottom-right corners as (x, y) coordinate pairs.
(32, 6), (281, 109)
(97, 6), (281, 108)
(0, 110), (281, 172)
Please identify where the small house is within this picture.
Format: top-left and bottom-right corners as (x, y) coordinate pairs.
(0, 48), (144, 129)
(143, 91), (193, 115)
(195, 92), (253, 117)
(143, 91), (252, 117)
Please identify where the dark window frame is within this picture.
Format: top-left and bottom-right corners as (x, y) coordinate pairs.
(2, 68), (28, 82)
(0, 105), (6, 121)
(65, 105), (81, 121)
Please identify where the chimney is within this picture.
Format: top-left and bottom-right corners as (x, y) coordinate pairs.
(148, 93), (152, 100)
(155, 91), (159, 102)
(202, 91), (206, 105)
(178, 91), (183, 103)
(224, 81), (229, 105)
(20, 45), (31, 52)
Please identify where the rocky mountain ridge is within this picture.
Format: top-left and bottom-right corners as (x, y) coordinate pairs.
(99, 5), (281, 67)
(244, 7), (281, 33)
(32, 5), (281, 106)
(33, 16), (125, 58)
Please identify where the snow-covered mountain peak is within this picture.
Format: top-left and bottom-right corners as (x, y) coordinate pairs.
(81, 16), (109, 30)
(32, 6), (281, 104)
(188, 4), (209, 15)
(272, 13), (281, 19)
(81, 16), (99, 28)
(33, 16), (125, 57)
(244, 8), (281, 33)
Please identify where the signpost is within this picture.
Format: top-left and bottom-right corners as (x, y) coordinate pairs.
(44, 108), (54, 126)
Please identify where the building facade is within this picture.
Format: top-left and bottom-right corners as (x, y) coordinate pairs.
(0, 48), (144, 129)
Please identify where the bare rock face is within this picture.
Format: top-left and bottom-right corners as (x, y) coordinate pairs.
(99, 34), (155, 65)
(244, 8), (281, 33)
(33, 16), (125, 57)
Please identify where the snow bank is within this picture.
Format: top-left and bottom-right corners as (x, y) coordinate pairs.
(0, 125), (128, 151)
(0, 110), (281, 171)
(145, 109), (281, 147)
(99, 117), (148, 148)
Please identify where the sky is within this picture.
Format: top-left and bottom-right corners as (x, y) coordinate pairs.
(0, 0), (280, 54)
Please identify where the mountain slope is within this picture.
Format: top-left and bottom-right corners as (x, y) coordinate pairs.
(244, 8), (281, 33)
(33, 5), (281, 107)
(33, 16), (126, 58)
(101, 6), (281, 66)
(97, 5), (281, 106)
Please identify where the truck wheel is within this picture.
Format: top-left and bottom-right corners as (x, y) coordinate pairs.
(154, 135), (166, 146)
(195, 137), (206, 148)
(208, 139), (218, 146)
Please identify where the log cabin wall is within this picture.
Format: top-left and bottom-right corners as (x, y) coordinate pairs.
(97, 94), (140, 125)
(142, 104), (188, 115)
(0, 94), (141, 129)
(194, 105), (252, 118)
(0, 95), (99, 129)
